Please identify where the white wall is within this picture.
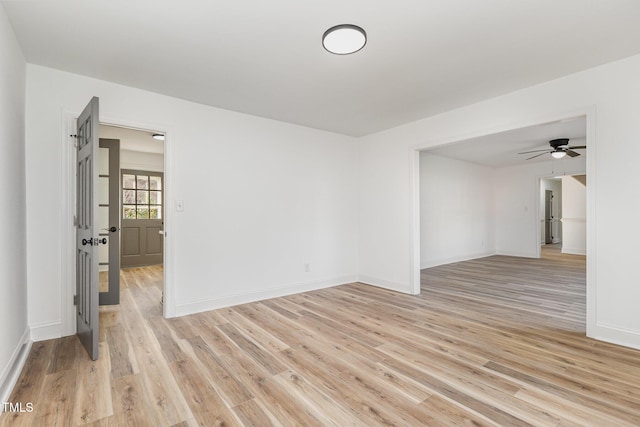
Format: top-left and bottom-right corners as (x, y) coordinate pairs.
(419, 152), (495, 268)
(419, 153), (584, 270)
(561, 176), (587, 255)
(540, 178), (563, 244)
(120, 149), (164, 172)
(359, 53), (640, 349)
(14, 15), (640, 356)
(0, 4), (29, 401)
(99, 124), (165, 172)
(25, 65), (359, 337)
(494, 159), (584, 258)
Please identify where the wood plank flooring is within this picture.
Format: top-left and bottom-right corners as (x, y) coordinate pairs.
(3, 247), (640, 426)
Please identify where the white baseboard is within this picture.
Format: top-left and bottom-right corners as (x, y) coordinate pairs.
(174, 275), (357, 317)
(495, 250), (538, 258)
(420, 251), (496, 270)
(589, 322), (640, 351)
(561, 246), (587, 255)
(0, 328), (31, 405)
(29, 321), (62, 342)
(357, 275), (412, 294)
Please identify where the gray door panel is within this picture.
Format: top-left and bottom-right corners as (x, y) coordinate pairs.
(76, 97), (100, 360)
(121, 169), (164, 267)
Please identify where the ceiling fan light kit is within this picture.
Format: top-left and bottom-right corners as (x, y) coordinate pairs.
(518, 138), (586, 160)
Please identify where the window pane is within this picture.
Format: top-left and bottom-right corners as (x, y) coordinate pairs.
(123, 174), (136, 189)
(99, 269), (109, 293)
(137, 206), (149, 219)
(137, 190), (149, 204)
(150, 176), (162, 190)
(99, 206), (109, 230)
(123, 189), (135, 204)
(150, 206), (162, 219)
(149, 191), (162, 205)
(137, 175), (149, 190)
(99, 239), (109, 264)
(123, 205), (136, 219)
(99, 147), (109, 175)
(99, 176), (109, 205)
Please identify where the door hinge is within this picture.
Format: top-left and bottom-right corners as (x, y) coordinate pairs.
(70, 134), (78, 148)
(73, 295), (77, 306)
(73, 215), (78, 226)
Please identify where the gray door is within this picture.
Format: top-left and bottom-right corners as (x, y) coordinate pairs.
(98, 138), (120, 305)
(121, 170), (164, 267)
(544, 190), (553, 244)
(76, 97), (100, 360)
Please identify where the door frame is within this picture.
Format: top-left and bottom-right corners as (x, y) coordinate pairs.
(409, 106), (597, 337)
(61, 111), (175, 336)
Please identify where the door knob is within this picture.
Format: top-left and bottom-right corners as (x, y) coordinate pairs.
(101, 226), (117, 233)
(82, 237), (107, 246)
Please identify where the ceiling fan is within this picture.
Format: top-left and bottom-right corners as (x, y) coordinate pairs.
(518, 138), (586, 160)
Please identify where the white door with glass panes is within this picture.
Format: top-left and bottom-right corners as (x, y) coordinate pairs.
(121, 170), (164, 267)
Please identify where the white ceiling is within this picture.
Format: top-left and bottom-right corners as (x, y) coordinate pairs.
(4, 1), (640, 136)
(425, 116), (586, 168)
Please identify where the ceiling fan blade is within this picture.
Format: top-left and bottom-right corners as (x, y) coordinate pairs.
(567, 145), (586, 150)
(526, 152), (550, 160)
(518, 148), (551, 154)
(565, 149), (580, 157)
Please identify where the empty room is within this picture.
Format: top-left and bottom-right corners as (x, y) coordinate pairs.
(1, 1), (640, 425)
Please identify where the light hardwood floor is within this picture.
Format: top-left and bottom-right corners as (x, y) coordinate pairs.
(3, 247), (640, 426)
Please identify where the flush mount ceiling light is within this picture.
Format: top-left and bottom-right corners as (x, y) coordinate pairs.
(152, 133), (165, 141)
(322, 24), (367, 55)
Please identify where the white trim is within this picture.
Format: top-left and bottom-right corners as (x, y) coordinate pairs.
(61, 110), (176, 333)
(174, 276), (357, 317)
(535, 179), (542, 258)
(29, 321), (62, 341)
(357, 275), (415, 295)
(421, 251), (496, 270)
(584, 106), (598, 342)
(408, 149), (421, 294)
(561, 247), (587, 256)
(591, 323), (640, 350)
(409, 106), (599, 340)
(61, 109), (77, 336)
(495, 250), (539, 258)
(162, 129), (176, 318)
(0, 328), (31, 405)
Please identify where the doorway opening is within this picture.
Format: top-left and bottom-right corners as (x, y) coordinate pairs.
(539, 174), (586, 256)
(98, 124), (165, 312)
(414, 112), (591, 334)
